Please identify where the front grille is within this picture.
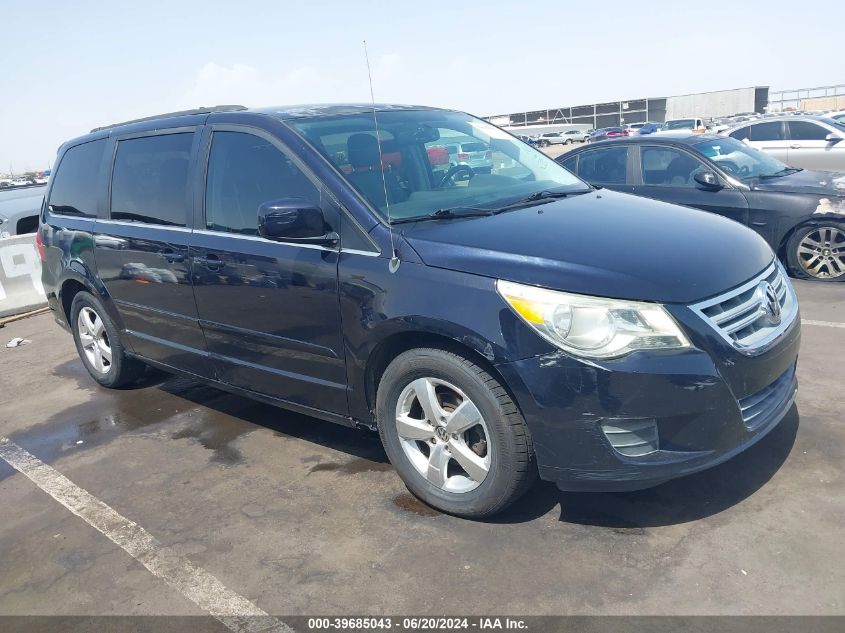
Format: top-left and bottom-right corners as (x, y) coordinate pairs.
(600, 419), (659, 457)
(738, 365), (797, 430)
(690, 262), (798, 354)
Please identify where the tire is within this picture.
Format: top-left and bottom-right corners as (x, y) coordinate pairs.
(376, 348), (536, 518)
(70, 292), (145, 388)
(785, 222), (845, 281)
(565, 139), (573, 145)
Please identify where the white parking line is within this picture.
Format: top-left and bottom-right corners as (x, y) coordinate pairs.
(802, 319), (845, 329)
(0, 438), (292, 633)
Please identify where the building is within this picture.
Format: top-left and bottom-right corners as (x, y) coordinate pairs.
(486, 86), (770, 133)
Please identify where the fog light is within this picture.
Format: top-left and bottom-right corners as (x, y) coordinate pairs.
(600, 419), (658, 457)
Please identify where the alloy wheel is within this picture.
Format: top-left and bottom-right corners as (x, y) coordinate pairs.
(796, 226), (845, 279)
(77, 306), (112, 374)
(394, 377), (491, 493)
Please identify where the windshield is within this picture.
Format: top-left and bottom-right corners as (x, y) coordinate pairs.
(288, 109), (589, 222)
(693, 136), (790, 180)
(664, 119), (696, 130)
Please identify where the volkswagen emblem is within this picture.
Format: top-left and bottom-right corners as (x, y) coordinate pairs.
(760, 282), (781, 325)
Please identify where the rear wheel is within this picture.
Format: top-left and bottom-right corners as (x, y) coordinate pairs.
(376, 348), (536, 518)
(786, 223), (845, 280)
(71, 292), (145, 388)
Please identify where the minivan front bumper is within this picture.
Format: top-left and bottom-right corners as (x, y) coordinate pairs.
(495, 312), (800, 492)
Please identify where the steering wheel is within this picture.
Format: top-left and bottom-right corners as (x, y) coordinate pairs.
(437, 164), (475, 188)
(718, 160), (749, 178)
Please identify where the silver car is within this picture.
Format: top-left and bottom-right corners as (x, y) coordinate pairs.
(725, 115), (845, 171)
(445, 141), (493, 173)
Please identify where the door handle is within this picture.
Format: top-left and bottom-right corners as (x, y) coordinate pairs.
(194, 254), (224, 271)
(789, 144), (801, 149)
(160, 250), (185, 263)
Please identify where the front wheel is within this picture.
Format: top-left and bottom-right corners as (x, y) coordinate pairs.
(376, 348), (536, 518)
(785, 223), (845, 280)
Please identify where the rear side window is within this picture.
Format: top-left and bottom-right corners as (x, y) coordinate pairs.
(748, 122), (784, 141)
(110, 133), (193, 226)
(560, 155), (578, 172)
(576, 147), (628, 185)
(205, 131), (320, 235)
(729, 126), (750, 140)
(787, 121), (830, 141)
(48, 139), (106, 217)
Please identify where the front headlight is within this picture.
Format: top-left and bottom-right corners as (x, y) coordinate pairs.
(497, 279), (690, 359)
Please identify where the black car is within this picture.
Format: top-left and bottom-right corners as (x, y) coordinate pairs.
(40, 105), (799, 517)
(558, 133), (845, 280)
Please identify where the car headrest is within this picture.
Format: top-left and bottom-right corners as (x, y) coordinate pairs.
(348, 133), (381, 170)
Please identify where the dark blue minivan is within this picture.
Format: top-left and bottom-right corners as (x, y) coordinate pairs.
(40, 104), (800, 517)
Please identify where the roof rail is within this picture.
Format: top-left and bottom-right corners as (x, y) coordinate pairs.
(90, 105), (248, 133)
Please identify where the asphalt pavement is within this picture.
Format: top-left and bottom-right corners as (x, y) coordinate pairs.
(0, 280), (843, 618)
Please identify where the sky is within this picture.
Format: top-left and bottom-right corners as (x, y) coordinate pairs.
(1, 0), (841, 172)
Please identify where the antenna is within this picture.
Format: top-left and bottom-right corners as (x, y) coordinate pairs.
(363, 40), (401, 273)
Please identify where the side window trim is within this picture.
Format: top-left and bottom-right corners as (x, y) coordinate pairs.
(106, 126), (200, 227)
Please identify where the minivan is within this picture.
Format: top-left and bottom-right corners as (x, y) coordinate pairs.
(40, 104), (800, 518)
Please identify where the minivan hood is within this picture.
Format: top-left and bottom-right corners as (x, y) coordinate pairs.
(750, 169), (845, 196)
(401, 189), (774, 304)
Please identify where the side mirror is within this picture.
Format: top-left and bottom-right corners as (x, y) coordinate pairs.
(825, 133), (841, 143)
(694, 171), (723, 190)
(257, 198), (338, 246)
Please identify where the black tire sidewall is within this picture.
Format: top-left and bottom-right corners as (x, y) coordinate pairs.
(786, 222), (845, 282)
(376, 349), (531, 517)
(70, 292), (137, 388)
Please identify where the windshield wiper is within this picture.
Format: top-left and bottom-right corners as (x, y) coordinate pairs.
(390, 207), (494, 225)
(488, 188), (591, 213)
(389, 189), (592, 225)
(758, 167), (803, 179)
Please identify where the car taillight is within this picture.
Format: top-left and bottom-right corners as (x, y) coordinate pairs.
(458, 152), (469, 159)
(622, 130), (629, 136)
(35, 230), (46, 262)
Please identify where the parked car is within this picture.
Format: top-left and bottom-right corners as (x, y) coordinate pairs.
(560, 129), (588, 144)
(41, 104), (800, 517)
(635, 122), (662, 135)
(726, 115), (845, 171)
(445, 140), (493, 174)
(623, 123), (647, 135)
(588, 127), (628, 142)
(662, 118), (706, 133)
(0, 183), (47, 235)
(557, 133), (845, 280)
(535, 132), (566, 147)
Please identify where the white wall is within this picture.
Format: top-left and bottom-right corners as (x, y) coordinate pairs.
(666, 87), (758, 119)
